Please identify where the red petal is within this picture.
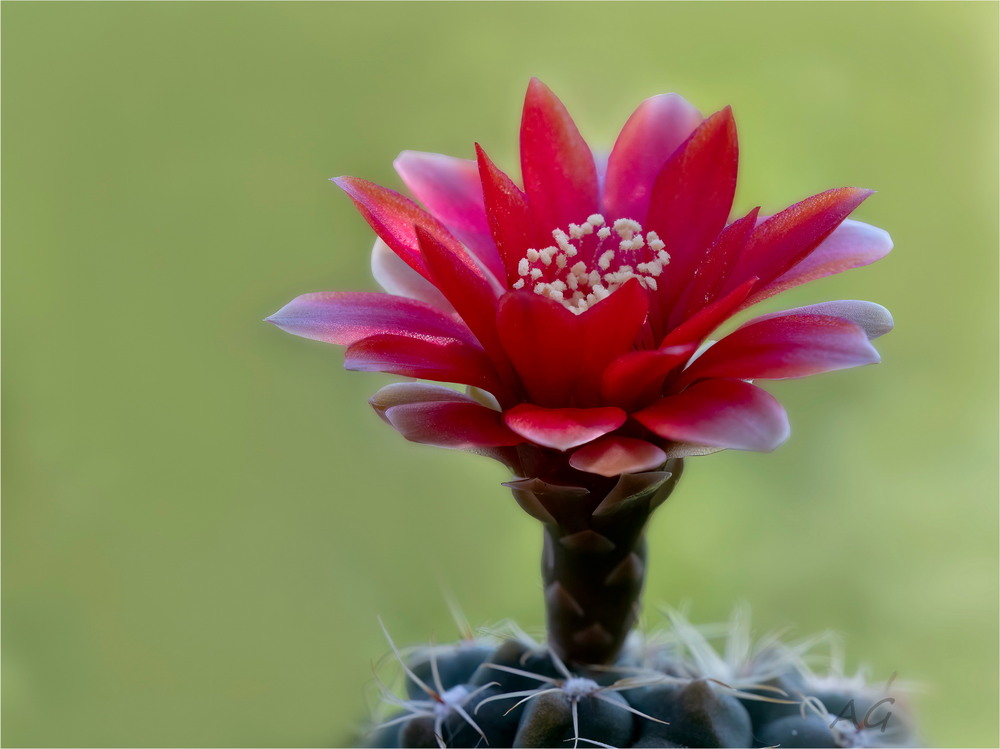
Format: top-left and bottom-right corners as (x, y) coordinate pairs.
(393, 151), (506, 283)
(645, 107), (739, 311)
(744, 219), (892, 307)
(634, 379), (790, 452)
(520, 78), (599, 231)
(385, 401), (523, 449)
(603, 93), (703, 222)
(476, 144), (545, 286)
(600, 344), (698, 411)
(266, 292), (476, 346)
(677, 208), (760, 324)
(345, 333), (502, 392)
(723, 187), (874, 294)
(659, 277), (758, 349)
(496, 279), (649, 407)
(679, 313), (880, 384)
(569, 437), (667, 477)
(504, 403), (626, 451)
(332, 176), (464, 282)
(415, 226), (512, 384)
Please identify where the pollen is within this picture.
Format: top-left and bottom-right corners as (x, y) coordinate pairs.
(511, 214), (669, 314)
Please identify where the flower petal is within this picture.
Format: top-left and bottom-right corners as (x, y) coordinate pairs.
(385, 400), (523, 449)
(370, 238), (455, 313)
(600, 344), (698, 411)
(634, 379), (790, 452)
(332, 176), (464, 282)
(603, 93), (703, 222)
(345, 333), (502, 392)
(679, 313), (880, 384)
(676, 208), (760, 325)
(369, 382), (475, 421)
(520, 78), (599, 231)
(497, 279), (649, 407)
(569, 437), (667, 477)
(415, 226), (513, 386)
(645, 107), (739, 310)
(393, 150), (490, 236)
(476, 144), (545, 286)
(745, 219), (893, 307)
(266, 291), (476, 346)
(659, 277), (758, 349)
(393, 150), (506, 283)
(723, 187), (874, 294)
(749, 300), (893, 340)
(504, 403), (626, 451)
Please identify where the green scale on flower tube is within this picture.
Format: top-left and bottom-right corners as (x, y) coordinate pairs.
(511, 213), (670, 313)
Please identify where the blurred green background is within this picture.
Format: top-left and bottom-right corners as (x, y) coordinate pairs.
(3, 2), (997, 746)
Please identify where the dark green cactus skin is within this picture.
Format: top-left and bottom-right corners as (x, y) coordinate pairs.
(757, 715), (839, 748)
(364, 638), (920, 749)
(406, 645), (494, 701)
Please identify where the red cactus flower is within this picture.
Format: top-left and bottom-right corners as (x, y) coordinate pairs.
(268, 78), (892, 485)
(270, 79), (893, 666)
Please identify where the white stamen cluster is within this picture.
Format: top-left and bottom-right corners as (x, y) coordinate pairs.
(511, 214), (670, 314)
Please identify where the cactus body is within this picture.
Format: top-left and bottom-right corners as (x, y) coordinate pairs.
(366, 615), (919, 749)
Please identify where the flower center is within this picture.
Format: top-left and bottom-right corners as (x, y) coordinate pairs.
(511, 214), (669, 314)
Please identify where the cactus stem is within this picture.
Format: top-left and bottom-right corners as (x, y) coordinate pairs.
(528, 463), (684, 665)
